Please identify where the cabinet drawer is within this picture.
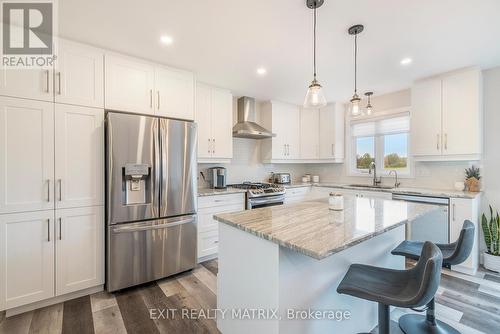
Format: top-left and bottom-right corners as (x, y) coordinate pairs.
(284, 187), (310, 198)
(198, 193), (245, 209)
(198, 230), (219, 259)
(198, 204), (244, 232)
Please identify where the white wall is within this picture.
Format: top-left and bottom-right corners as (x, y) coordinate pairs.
(482, 67), (500, 213)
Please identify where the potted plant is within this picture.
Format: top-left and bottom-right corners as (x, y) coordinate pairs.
(464, 166), (481, 192)
(481, 206), (500, 272)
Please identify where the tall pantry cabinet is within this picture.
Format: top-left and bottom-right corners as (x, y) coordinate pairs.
(0, 39), (104, 312)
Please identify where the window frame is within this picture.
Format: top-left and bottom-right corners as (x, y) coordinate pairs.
(347, 108), (414, 178)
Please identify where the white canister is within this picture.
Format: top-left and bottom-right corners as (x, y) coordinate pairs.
(312, 175), (320, 183)
(329, 193), (344, 211)
(304, 174), (311, 182)
(454, 181), (465, 191)
(301, 176), (309, 183)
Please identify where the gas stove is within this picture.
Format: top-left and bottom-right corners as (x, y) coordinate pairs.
(230, 182), (286, 209)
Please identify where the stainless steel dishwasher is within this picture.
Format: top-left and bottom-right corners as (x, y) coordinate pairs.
(392, 193), (449, 244)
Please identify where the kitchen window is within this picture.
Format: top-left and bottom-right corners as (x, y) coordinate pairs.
(350, 113), (411, 176)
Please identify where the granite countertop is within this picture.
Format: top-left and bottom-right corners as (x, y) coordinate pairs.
(214, 195), (440, 260)
(281, 182), (480, 199)
(197, 187), (247, 197)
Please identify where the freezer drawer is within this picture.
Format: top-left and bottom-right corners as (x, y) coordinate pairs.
(106, 215), (197, 292)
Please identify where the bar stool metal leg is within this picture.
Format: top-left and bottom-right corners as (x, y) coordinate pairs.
(378, 303), (390, 334)
(399, 298), (460, 334)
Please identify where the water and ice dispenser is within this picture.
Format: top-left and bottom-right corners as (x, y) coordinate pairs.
(123, 163), (151, 205)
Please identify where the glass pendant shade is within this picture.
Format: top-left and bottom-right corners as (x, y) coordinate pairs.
(366, 104), (373, 115)
(304, 80), (327, 108)
(350, 94), (361, 116)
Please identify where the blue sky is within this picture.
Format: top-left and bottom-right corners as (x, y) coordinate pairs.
(357, 134), (408, 157)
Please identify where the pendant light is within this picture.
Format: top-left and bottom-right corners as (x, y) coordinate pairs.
(348, 24), (364, 116)
(304, 0), (327, 108)
(365, 92), (373, 115)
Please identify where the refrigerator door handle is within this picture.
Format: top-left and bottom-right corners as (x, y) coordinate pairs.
(153, 118), (161, 217)
(111, 216), (196, 233)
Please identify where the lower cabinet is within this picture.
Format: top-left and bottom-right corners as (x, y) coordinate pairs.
(197, 193), (245, 260)
(55, 206), (104, 295)
(0, 210), (55, 310)
(284, 186), (311, 204)
(0, 206), (104, 311)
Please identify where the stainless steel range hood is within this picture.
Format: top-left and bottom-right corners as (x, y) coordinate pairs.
(233, 97), (275, 139)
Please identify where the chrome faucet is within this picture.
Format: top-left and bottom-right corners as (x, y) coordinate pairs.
(368, 161), (382, 186)
(389, 170), (401, 188)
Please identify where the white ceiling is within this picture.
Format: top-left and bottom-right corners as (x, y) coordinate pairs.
(59, 0), (500, 104)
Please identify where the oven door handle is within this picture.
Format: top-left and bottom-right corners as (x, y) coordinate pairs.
(111, 216), (196, 233)
(249, 196), (285, 206)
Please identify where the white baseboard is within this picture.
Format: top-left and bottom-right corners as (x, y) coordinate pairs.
(5, 285), (103, 317)
(451, 264), (478, 276)
(198, 254), (218, 263)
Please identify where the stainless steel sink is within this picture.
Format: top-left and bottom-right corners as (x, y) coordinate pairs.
(346, 184), (394, 190)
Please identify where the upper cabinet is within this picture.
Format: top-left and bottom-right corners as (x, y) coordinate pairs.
(155, 67), (194, 120)
(104, 54), (155, 114)
(105, 53), (194, 120)
(319, 102), (345, 161)
(195, 83), (233, 162)
(261, 101), (344, 163)
(0, 39), (104, 108)
(411, 67), (482, 161)
(55, 39), (104, 108)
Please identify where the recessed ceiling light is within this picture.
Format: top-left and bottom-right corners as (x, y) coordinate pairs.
(400, 57), (412, 65)
(256, 67), (267, 76)
(160, 35), (173, 45)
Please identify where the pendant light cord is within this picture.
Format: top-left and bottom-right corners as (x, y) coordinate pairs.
(354, 33), (357, 94)
(313, 6), (317, 81)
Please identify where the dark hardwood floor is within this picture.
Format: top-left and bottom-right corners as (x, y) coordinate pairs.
(1, 259), (499, 334)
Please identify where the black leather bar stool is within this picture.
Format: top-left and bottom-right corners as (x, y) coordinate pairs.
(391, 220), (475, 334)
(337, 241), (443, 334)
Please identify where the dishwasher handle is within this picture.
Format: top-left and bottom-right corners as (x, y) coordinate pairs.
(392, 193), (449, 205)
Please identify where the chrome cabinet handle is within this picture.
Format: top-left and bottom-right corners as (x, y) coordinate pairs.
(444, 133), (448, 150)
(47, 219), (51, 242)
(56, 72), (61, 95)
(212, 138), (215, 154)
(44, 70), (50, 93)
(208, 138), (211, 154)
(436, 134), (440, 150)
(58, 179), (62, 201)
(150, 89), (153, 108)
(46, 179), (50, 202)
(452, 203), (456, 221)
(157, 91), (160, 109)
(283, 144), (286, 156)
(59, 217), (62, 240)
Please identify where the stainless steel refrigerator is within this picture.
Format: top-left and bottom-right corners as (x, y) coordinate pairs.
(105, 111), (197, 292)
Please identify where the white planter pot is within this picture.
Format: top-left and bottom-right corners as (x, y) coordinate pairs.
(483, 252), (500, 273)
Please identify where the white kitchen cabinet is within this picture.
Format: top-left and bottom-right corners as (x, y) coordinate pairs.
(197, 193), (245, 260)
(261, 101), (301, 162)
(411, 67), (482, 161)
(55, 105), (104, 209)
(195, 83), (233, 162)
(0, 97), (54, 214)
(442, 70), (482, 156)
(284, 186), (311, 204)
(300, 108), (320, 159)
(55, 39), (104, 108)
(104, 53), (155, 114)
(449, 197), (480, 275)
(0, 210), (55, 310)
(55, 206), (104, 295)
(155, 66), (194, 120)
(0, 67), (53, 102)
(319, 103), (345, 162)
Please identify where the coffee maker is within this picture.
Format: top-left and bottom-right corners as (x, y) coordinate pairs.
(208, 167), (227, 189)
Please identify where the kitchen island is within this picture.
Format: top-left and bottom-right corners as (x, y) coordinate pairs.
(213, 195), (441, 334)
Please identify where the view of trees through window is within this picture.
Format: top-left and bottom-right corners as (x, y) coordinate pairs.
(356, 137), (375, 169)
(356, 133), (408, 170)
